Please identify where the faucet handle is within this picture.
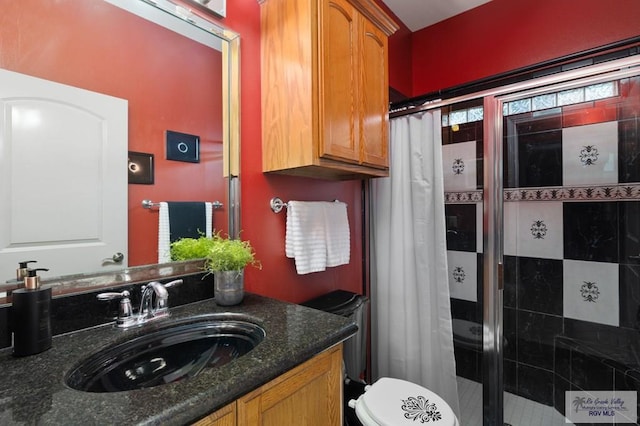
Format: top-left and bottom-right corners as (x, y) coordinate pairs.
(156, 279), (183, 312)
(97, 290), (130, 301)
(97, 290), (135, 327)
(163, 279), (183, 289)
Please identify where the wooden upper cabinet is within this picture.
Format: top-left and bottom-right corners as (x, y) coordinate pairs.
(260, 0), (398, 180)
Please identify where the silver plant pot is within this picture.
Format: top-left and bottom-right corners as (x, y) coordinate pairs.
(214, 269), (244, 306)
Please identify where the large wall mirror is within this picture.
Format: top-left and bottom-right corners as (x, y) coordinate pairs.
(0, 0), (239, 291)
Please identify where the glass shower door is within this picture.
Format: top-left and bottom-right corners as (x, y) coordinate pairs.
(442, 99), (486, 425)
(500, 69), (640, 425)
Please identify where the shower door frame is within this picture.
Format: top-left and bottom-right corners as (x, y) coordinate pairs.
(492, 61), (640, 424)
(390, 54), (640, 425)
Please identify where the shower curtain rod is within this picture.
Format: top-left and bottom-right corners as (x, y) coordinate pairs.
(390, 36), (640, 119)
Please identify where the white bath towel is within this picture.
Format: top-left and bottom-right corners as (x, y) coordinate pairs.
(157, 201), (213, 264)
(285, 201), (350, 274)
(324, 201), (350, 267)
(286, 201), (328, 274)
(205, 202), (213, 237)
(158, 202), (171, 263)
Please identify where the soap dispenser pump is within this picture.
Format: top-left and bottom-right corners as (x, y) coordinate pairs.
(12, 268), (52, 357)
(16, 260), (37, 281)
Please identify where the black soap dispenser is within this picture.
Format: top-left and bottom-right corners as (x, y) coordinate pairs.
(12, 268), (52, 357)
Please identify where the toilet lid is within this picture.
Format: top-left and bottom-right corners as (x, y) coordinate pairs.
(452, 319), (483, 343)
(358, 377), (457, 426)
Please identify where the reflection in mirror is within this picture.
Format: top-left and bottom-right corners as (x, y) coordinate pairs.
(0, 0), (239, 290)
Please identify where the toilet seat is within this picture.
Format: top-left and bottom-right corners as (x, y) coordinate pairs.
(348, 377), (459, 426)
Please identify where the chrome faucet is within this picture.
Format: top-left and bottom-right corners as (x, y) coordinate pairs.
(139, 281), (169, 320)
(97, 279), (183, 328)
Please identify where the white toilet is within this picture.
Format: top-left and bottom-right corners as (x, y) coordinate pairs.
(348, 377), (459, 426)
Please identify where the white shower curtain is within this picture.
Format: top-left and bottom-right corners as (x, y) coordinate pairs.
(371, 110), (460, 417)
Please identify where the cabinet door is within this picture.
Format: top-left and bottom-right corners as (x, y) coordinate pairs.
(237, 345), (343, 426)
(319, 0), (360, 164)
(359, 18), (389, 168)
(193, 402), (236, 426)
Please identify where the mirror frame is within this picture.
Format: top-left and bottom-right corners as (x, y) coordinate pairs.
(0, 0), (240, 300)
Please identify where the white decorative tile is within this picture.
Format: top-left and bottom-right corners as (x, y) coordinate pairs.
(503, 201), (563, 259)
(562, 121), (618, 186)
(442, 141), (477, 191)
(476, 202), (483, 254)
(447, 250), (477, 302)
(563, 259), (619, 327)
(504, 202), (517, 256)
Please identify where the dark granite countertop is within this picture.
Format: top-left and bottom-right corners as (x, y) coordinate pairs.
(0, 294), (357, 425)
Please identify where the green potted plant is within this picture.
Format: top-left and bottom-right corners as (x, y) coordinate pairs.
(170, 235), (218, 261)
(170, 233), (260, 305)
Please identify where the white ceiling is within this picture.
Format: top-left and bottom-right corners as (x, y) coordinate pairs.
(381, 0), (492, 32)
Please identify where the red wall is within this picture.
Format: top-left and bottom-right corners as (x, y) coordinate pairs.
(224, 0), (364, 303)
(410, 0), (640, 96)
(1, 0), (227, 267)
(2, 0), (363, 303)
(6, 0), (637, 304)
(372, 0), (413, 97)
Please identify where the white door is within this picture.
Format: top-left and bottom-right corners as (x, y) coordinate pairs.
(0, 68), (128, 280)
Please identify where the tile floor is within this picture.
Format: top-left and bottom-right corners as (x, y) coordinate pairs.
(457, 376), (572, 426)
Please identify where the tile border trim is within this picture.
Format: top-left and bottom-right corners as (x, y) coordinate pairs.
(445, 184), (640, 204)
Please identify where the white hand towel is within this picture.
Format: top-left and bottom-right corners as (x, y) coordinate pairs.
(324, 201), (350, 267)
(158, 202), (171, 263)
(205, 202), (213, 238)
(286, 201), (328, 274)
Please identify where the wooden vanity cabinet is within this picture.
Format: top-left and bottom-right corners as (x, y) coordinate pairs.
(260, 0), (398, 180)
(194, 402), (236, 426)
(194, 345), (343, 426)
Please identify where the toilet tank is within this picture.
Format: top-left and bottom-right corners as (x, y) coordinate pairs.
(301, 290), (369, 382)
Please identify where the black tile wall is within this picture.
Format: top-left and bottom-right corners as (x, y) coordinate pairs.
(563, 318), (624, 349)
(447, 76), (640, 414)
(503, 256), (517, 308)
(517, 310), (563, 371)
(570, 350), (614, 391)
(564, 201), (620, 263)
(475, 140), (484, 190)
(515, 257), (563, 315)
(618, 117), (640, 183)
(619, 264), (640, 330)
(518, 364), (555, 406)
(442, 120), (484, 146)
(445, 204), (477, 252)
(515, 128), (563, 188)
(451, 298), (481, 324)
(553, 375), (571, 416)
(476, 253), (484, 309)
(454, 345), (481, 383)
(504, 121), (563, 188)
(504, 359), (518, 395)
(615, 369), (640, 393)
(554, 340), (572, 382)
(503, 307), (517, 361)
(619, 201), (640, 265)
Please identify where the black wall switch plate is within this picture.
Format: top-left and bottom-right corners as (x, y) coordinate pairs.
(166, 130), (200, 163)
(128, 151), (154, 184)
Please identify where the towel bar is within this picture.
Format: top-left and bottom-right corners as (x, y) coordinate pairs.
(269, 197), (341, 214)
(142, 199), (223, 209)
